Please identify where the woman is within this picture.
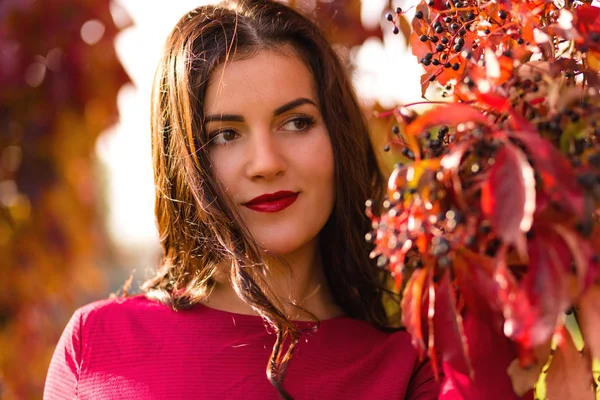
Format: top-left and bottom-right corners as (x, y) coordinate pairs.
(44, 0), (440, 398)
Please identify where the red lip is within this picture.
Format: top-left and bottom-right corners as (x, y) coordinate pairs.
(243, 191), (299, 213)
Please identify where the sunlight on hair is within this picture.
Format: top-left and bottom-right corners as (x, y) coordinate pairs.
(96, 0), (214, 251)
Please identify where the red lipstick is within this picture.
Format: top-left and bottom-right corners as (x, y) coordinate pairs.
(243, 191), (299, 213)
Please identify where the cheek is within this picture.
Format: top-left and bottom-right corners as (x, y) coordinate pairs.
(208, 149), (237, 188)
(303, 133), (335, 200)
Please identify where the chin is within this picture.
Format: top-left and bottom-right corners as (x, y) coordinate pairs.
(254, 234), (318, 258)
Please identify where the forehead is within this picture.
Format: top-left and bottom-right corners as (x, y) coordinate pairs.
(204, 48), (318, 115)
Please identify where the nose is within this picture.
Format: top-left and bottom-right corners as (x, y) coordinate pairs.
(245, 129), (286, 180)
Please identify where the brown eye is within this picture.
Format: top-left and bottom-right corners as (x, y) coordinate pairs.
(281, 116), (316, 132)
(292, 119), (307, 130)
(222, 130), (237, 141)
(209, 129), (239, 146)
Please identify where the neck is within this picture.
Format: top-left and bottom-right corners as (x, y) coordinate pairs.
(204, 239), (344, 321)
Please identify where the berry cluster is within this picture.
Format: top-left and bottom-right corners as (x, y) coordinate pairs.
(371, 0), (600, 394)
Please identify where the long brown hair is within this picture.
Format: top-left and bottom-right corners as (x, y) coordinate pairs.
(143, 0), (391, 397)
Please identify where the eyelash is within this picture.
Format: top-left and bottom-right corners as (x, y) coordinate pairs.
(281, 115), (316, 132)
(208, 115), (317, 147)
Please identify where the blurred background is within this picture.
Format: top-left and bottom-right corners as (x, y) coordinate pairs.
(0, 0), (425, 397)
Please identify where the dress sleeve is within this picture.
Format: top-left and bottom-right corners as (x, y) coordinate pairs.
(405, 357), (441, 400)
(44, 308), (83, 399)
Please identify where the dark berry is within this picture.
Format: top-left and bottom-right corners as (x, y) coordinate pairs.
(415, 10), (424, 19)
(434, 21), (442, 29)
(436, 43), (445, 52)
(420, 34), (428, 42)
(432, 59), (440, 65)
(574, 139), (585, 155)
(396, 7), (402, 14)
(386, 13), (394, 21)
(393, 26), (400, 34)
(430, 36), (439, 43)
(456, 37), (465, 46)
(392, 125), (400, 135)
(576, 220), (592, 237)
(422, 58), (432, 66)
(451, 23), (459, 31)
(424, 52), (433, 60)
(479, 222), (492, 234)
(588, 152), (600, 167)
(452, 63), (460, 70)
(428, 139), (441, 148)
(384, 144), (391, 152)
(441, 37), (449, 44)
(549, 121), (561, 132)
(435, 25), (444, 34)
(517, 38), (525, 44)
(577, 172), (596, 187)
(444, 62), (451, 68)
(499, 10), (507, 19)
(454, 43), (463, 52)
(428, 0), (435, 5)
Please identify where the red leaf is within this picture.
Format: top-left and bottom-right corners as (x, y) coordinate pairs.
(419, 72), (432, 99)
(401, 264), (430, 355)
(551, 223), (599, 291)
(410, 4), (434, 61)
(545, 327), (595, 400)
(433, 271), (473, 378)
(441, 310), (529, 399)
(578, 284), (600, 362)
(475, 91), (510, 111)
(397, 14), (412, 47)
(480, 143), (536, 247)
(574, 4), (600, 36)
(494, 259), (538, 348)
(453, 249), (502, 328)
(405, 104), (490, 136)
(509, 128), (585, 220)
(523, 230), (570, 345)
(440, 140), (475, 211)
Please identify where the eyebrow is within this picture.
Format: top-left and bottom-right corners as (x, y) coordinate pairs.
(203, 97), (317, 123)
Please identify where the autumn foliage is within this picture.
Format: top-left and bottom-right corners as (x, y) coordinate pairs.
(368, 0), (600, 398)
(0, 1), (129, 398)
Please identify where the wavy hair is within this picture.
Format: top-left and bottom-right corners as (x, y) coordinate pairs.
(143, 0), (391, 397)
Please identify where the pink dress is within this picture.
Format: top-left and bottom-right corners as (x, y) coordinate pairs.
(44, 295), (439, 399)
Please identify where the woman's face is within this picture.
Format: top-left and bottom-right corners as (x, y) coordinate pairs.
(204, 49), (335, 257)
